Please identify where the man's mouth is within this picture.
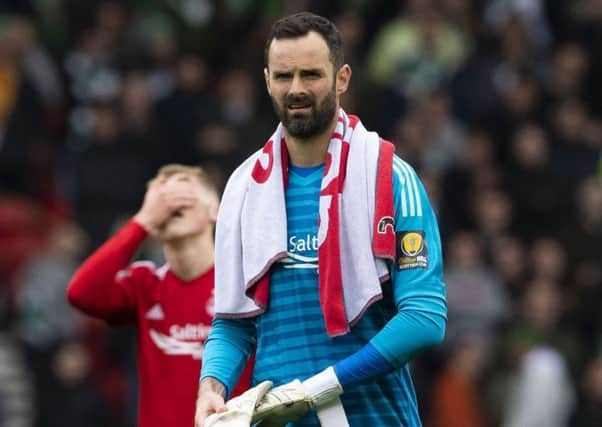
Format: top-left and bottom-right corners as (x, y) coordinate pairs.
(287, 104), (312, 112)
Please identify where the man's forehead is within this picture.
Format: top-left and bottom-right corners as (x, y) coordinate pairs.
(268, 31), (331, 69)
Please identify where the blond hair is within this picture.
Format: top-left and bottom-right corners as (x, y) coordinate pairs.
(151, 164), (219, 198)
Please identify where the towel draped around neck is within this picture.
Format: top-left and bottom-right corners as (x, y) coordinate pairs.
(214, 110), (396, 337)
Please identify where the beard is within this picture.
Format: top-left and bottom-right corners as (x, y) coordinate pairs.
(271, 87), (337, 139)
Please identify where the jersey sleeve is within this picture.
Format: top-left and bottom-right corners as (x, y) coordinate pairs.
(369, 156), (447, 367)
(390, 156), (444, 290)
(333, 156), (447, 386)
(66, 220), (149, 323)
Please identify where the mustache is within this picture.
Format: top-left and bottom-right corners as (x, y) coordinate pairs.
(285, 94), (315, 107)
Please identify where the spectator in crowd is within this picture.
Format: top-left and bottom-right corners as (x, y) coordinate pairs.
(0, 14), (46, 196)
(14, 220), (87, 426)
(529, 237), (569, 286)
(367, 0), (469, 97)
(0, 282), (34, 427)
(560, 176), (602, 289)
(428, 333), (487, 427)
(470, 188), (514, 244)
(64, 101), (152, 250)
(549, 96), (601, 187)
(417, 88), (466, 176)
(544, 42), (589, 106)
(444, 230), (510, 351)
(41, 339), (112, 427)
(439, 129), (499, 236)
(571, 356), (602, 427)
(154, 54), (217, 166)
(504, 123), (569, 238)
(560, 176), (602, 354)
(15, 221), (86, 352)
(489, 234), (527, 299)
(498, 278), (582, 390)
(501, 346), (575, 427)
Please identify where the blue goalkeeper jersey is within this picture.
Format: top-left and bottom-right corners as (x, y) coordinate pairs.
(201, 156), (446, 427)
(251, 157), (444, 427)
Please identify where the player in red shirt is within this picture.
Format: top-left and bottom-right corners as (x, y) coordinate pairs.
(67, 164), (251, 427)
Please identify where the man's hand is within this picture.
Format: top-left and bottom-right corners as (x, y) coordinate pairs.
(203, 381), (273, 427)
(194, 377), (228, 427)
(133, 176), (197, 236)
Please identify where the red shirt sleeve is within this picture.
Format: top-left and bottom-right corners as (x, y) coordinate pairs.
(67, 220), (150, 323)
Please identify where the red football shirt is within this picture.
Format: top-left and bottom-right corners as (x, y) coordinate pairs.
(67, 221), (251, 427)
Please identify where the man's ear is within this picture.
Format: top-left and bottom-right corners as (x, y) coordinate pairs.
(264, 67), (272, 96)
(336, 64), (352, 96)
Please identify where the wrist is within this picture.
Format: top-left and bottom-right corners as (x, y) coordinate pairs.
(199, 376), (227, 398)
(302, 366), (343, 407)
(132, 213), (155, 233)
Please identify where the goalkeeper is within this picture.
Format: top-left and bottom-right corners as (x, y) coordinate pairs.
(195, 12), (447, 427)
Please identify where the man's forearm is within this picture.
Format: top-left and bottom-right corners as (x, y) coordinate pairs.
(200, 318), (256, 397)
(66, 220), (147, 314)
(370, 296), (447, 367)
(333, 294), (446, 387)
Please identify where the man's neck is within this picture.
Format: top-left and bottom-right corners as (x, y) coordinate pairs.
(284, 111), (339, 167)
(163, 231), (214, 281)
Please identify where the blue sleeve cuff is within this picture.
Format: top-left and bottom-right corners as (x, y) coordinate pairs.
(200, 318), (256, 397)
(334, 342), (393, 388)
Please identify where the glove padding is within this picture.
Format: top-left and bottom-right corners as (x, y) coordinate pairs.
(252, 380), (313, 426)
(205, 380), (272, 427)
(252, 367), (344, 426)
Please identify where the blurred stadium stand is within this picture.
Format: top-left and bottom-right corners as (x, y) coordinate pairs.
(0, 1), (600, 426)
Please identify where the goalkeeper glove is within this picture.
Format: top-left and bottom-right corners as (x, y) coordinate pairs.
(205, 380), (272, 427)
(252, 367), (343, 426)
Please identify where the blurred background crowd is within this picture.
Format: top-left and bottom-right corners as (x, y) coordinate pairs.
(0, 0), (600, 426)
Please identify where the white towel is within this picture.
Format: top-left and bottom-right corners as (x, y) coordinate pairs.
(214, 110), (396, 336)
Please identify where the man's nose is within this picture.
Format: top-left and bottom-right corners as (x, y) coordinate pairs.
(288, 74), (307, 96)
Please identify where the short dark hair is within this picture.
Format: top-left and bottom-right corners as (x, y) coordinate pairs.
(264, 12), (344, 70)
